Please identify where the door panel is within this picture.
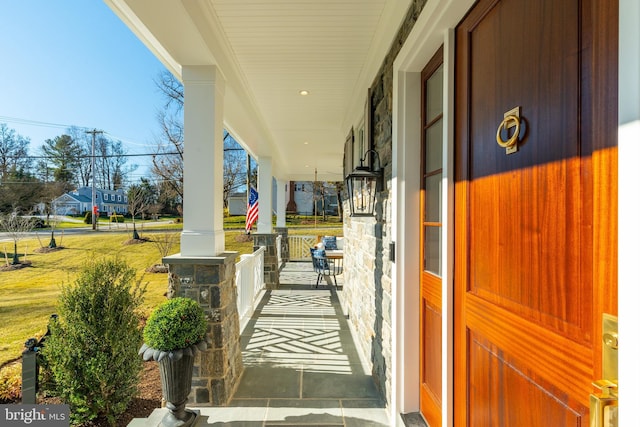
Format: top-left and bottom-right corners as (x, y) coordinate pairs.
(454, 0), (617, 424)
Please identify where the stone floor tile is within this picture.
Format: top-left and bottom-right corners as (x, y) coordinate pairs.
(265, 398), (343, 424)
(234, 366), (301, 399)
(301, 372), (380, 399)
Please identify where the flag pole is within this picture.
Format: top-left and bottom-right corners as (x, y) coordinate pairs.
(246, 153), (251, 234)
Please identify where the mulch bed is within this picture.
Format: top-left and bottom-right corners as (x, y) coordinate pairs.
(34, 246), (64, 254)
(122, 238), (149, 245)
(145, 264), (169, 274)
(37, 362), (163, 427)
(0, 261), (32, 272)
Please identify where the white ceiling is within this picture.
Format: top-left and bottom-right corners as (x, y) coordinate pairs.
(105, 0), (411, 181)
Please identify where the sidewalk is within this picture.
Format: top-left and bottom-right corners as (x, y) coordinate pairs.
(131, 262), (388, 427)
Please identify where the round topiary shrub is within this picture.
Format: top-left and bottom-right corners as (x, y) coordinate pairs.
(143, 297), (207, 351)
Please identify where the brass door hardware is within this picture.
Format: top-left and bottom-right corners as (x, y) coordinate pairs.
(590, 314), (618, 427)
(496, 106), (521, 154)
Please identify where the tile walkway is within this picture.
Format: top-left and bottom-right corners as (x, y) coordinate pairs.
(132, 261), (389, 427)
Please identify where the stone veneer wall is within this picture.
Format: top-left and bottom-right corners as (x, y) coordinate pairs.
(252, 233), (280, 288)
(164, 252), (244, 406)
(341, 0), (427, 406)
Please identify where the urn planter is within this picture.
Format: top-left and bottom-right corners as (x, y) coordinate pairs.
(140, 297), (209, 427)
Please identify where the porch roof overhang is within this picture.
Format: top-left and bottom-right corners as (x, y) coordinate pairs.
(104, 0), (412, 182)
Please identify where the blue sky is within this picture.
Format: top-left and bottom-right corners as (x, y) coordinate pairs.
(0, 1), (169, 178)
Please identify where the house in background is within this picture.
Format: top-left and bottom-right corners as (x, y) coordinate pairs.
(228, 181), (339, 216)
(51, 187), (128, 215)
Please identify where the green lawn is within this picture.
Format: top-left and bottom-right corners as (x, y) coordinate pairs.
(0, 223), (343, 368)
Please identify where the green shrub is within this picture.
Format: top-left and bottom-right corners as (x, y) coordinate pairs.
(42, 258), (146, 426)
(109, 214), (124, 223)
(173, 217), (182, 224)
(143, 298), (207, 351)
(83, 211), (92, 224)
(0, 364), (21, 403)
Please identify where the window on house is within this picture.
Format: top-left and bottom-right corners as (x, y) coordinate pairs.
(111, 194), (115, 201)
(118, 195), (122, 202)
(103, 194), (107, 200)
(295, 183), (306, 191)
(421, 54), (444, 277)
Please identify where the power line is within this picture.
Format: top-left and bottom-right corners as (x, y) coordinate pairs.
(3, 152), (181, 160)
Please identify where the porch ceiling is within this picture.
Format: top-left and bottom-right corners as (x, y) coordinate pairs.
(105, 0), (411, 182)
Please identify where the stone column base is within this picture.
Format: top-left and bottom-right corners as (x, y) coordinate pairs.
(252, 234), (280, 289)
(163, 252), (243, 406)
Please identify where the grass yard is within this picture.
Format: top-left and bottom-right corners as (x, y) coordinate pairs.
(0, 229), (260, 368)
(0, 222), (344, 390)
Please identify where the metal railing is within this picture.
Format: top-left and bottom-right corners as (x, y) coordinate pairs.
(288, 235), (317, 261)
(235, 246), (266, 332)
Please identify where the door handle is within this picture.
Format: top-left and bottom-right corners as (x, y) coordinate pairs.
(590, 379), (617, 427)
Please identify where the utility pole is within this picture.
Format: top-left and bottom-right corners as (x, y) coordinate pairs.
(85, 129), (103, 231)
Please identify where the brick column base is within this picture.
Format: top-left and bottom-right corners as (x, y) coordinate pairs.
(163, 252), (243, 406)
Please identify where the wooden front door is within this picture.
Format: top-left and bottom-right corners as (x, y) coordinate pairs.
(454, 0), (618, 425)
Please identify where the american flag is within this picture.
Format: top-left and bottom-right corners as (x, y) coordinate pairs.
(245, 186), (259, 232)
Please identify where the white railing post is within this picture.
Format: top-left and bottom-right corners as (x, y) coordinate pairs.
(235, 246), (267, 332)
(276, 235), (282, 268)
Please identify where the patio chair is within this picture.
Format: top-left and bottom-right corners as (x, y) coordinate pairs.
(311, 248), (343, 288)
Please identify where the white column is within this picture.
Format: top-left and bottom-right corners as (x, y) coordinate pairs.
(276, 179), (286, 228)
(257, 157), (273, 234)
(180, 66), (225, 257)
(619, 0), (640, 425)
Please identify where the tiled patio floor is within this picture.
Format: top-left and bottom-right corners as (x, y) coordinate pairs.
(131, 262), (389, 427)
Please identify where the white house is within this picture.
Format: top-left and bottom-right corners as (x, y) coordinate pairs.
(229, 181), (339, 216)
(106, 0), (636, 425)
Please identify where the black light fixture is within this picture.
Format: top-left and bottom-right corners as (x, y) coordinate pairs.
(345, 149), (382, 217)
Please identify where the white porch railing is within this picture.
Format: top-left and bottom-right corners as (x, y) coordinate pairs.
(288, 235), (317, 261)
(276, 234), (283, 267)
(235, 246), (266, 332)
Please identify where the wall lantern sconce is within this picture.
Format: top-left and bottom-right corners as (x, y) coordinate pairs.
(345, 149), (383, 217)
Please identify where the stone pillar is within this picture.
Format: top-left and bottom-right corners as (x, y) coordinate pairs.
(257, 157), (273, 234)
(181, 65), (225, 256)
(274, 227), (289, 264)
(164, 252), (243, 406)
(252, 234), (279, 289)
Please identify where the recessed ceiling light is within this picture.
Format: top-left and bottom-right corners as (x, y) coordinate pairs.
(299, 90), (309, 96)
(303, 141), (309, 145)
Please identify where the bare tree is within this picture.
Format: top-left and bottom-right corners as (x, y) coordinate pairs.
(127, 184), (153, 240)
(47, 201), (60, 248)
(67, 126), (92, 187)
(0, 210), (35, 264)
(0, 123), (32, 179)
(152, 111), (183, 204)
(223, 130), (246, 208)
(152, 70), (184, 213)
(150, 233), (180, 267)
